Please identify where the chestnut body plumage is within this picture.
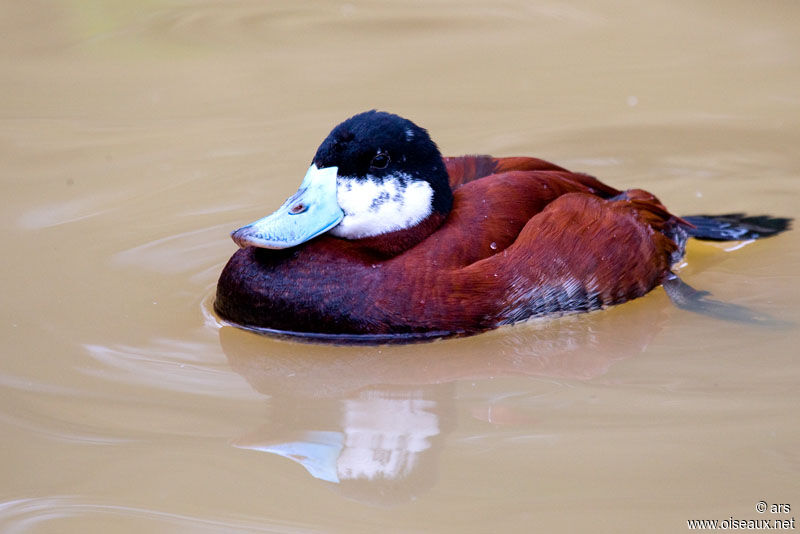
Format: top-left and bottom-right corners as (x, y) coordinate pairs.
(215, 111), (790, 342)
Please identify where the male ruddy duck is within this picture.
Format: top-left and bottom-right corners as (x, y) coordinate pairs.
(215, 111), (790, 342)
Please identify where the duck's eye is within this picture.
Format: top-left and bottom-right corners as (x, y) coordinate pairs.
(370, 153), (390, 170)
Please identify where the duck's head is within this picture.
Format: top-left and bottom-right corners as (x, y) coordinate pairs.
(231, 110), (452, 252)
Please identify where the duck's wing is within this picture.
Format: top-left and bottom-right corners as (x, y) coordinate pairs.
(435, 189), (684, 324)
(508, 191), (683, 311)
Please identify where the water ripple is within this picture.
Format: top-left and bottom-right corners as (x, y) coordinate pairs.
(82, 339), (254, 400)
(0, 496), (316, 534)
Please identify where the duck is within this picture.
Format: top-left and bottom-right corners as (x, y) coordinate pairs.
(215, 110), (790, 342)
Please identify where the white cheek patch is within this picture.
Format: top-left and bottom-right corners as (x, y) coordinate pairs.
(329, 174), (434, 239)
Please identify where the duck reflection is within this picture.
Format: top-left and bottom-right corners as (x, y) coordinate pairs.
(220, 294), (669, 504)
(232, 384), (451, 504)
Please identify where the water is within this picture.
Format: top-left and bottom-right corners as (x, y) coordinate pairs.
(2, 1), (799, 532)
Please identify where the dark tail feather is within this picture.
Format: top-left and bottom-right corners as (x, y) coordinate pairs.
(683, 213), (792, 241)
(663, 274), (791, 327)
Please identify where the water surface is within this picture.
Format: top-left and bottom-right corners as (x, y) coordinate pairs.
(2, 1), (799, 532)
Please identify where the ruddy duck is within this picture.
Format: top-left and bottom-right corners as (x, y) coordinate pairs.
(215, 111), (790, 342)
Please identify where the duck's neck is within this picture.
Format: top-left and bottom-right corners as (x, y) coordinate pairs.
(350, 211), (448, 257)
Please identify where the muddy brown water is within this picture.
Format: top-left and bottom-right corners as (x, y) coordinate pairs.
(2, 1), (799, 532)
